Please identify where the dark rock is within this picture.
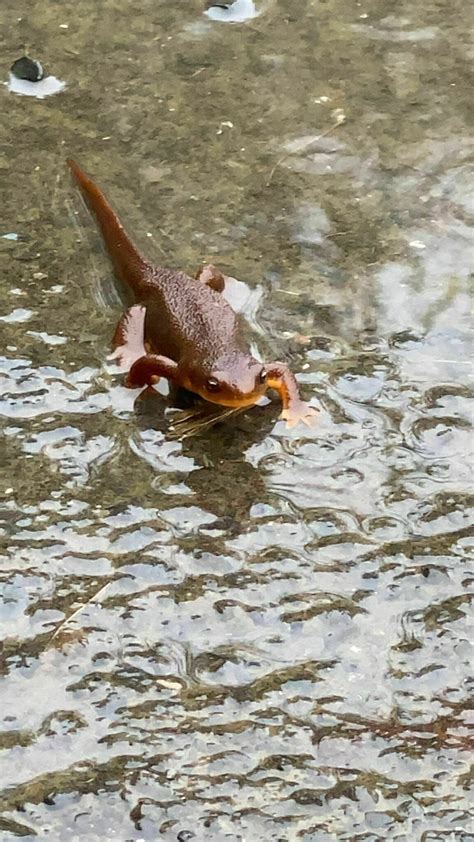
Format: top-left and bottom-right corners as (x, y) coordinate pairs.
(10, 57), (44, 82)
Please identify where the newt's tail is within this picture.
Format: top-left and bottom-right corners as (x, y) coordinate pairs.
(67, 158), (151, 297)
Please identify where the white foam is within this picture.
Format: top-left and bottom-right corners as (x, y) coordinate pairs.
(6, 73), (66, 99)
(205, 0), (261, 23)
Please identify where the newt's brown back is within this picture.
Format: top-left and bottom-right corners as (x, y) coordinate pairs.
(142, 267), (247, 364)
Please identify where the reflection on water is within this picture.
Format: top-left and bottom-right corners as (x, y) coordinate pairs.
(0, 0), (472, 839)
(6, 73), (66, 99)
(205, 1), (262, 24)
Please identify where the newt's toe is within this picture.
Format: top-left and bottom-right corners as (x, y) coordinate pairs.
(280, 401), (319, 429)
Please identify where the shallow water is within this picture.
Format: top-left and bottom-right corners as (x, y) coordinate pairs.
(1, 0), (473, 839)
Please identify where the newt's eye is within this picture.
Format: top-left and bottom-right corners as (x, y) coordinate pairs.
(207, 377), (220, 392)
(259, 368), (268, 384)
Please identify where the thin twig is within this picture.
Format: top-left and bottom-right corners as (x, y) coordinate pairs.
(266, 114), (346, 187)
(49, 582), (112, 642)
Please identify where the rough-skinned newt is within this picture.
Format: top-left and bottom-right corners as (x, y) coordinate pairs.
(67, 159), (318, 427)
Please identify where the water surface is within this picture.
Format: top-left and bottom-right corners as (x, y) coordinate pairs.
(1, 0), (473, 839)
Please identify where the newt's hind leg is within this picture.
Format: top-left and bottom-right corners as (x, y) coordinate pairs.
(109, 305), (178, 394)
(195, 264), (226, 293)
(109, 304), (148, 371)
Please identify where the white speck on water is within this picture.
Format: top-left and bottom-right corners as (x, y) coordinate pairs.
(26, 331), (68, 345)
(0, 308), (34, 323)
(409, 240), (427, 249)
(1, 233), (19, 241)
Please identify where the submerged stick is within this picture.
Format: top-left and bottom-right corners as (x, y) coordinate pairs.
(49, 582), (113, 643)
(266, 112), (346, 187)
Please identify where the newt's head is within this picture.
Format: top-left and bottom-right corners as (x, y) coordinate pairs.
(185, 354), (269, 408)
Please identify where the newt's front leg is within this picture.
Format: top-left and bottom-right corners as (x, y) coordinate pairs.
(125, 354), (179, 389)
(266, 362), (319, 428)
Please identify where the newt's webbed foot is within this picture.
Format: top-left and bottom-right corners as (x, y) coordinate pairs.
(195, 264), (226, 293)
(109, 305), (147, 371)
(266, 361), (319, 429)
(280, 401), (319, 428)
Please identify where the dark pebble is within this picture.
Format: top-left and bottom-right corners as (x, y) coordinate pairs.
(11, 56), (44, 82)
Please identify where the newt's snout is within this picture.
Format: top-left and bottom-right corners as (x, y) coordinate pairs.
(186, 358), (268, 408)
